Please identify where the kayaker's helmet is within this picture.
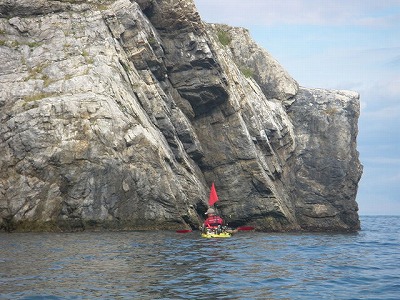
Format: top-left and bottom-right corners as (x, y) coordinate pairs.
(205, 208), (215, 215)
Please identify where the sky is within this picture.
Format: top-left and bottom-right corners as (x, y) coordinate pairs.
(193, 0), (400, 215)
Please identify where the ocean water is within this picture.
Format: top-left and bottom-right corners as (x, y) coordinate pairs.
(0, 216), (399, 299)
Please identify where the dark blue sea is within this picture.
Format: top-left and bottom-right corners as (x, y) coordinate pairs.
(0, 216), (399, 299)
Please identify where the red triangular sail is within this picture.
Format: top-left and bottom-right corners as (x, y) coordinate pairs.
(208, 182), (219, 206)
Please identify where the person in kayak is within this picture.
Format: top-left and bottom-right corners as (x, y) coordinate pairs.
(202, 208), (224, 233)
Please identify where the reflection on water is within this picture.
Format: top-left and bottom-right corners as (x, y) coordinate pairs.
(1, 216), (399, 299)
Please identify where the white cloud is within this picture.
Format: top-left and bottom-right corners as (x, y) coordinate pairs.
(195, 0), (400, 27)
(360, 77), (400, 111)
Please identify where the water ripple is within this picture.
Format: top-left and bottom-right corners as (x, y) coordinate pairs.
(0, 216), (399, 299)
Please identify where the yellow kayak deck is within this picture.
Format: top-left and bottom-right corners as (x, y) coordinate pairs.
(201, 232), (232, 238)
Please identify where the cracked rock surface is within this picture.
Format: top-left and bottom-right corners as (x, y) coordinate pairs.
(0, 0), (362, 232)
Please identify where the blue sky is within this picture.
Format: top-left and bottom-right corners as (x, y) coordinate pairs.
(194, 0), (400, 215)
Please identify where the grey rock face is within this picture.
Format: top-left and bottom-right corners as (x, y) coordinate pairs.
(143, 0), (230, 117)
(210, 24), (299, 101)
(288, 88), (362, 230)
(0, 0), (362, 232)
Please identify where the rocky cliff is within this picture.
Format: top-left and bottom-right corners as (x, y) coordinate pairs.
(0, 0), (362, 232)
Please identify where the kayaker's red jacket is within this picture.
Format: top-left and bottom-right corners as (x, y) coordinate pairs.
(204, 215), (224, 229)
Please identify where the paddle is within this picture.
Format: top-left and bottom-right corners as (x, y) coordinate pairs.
(176, 229), (192, 233)
(236, 226), (255, 231)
